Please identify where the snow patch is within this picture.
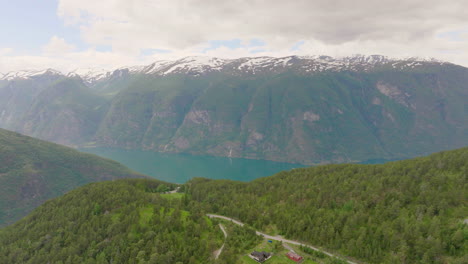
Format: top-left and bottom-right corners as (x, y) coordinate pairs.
(1, 69), (62, 81)
(67, 68), (110, 84)
(238, 57), (272, 70)
(163, 56), (227, 75)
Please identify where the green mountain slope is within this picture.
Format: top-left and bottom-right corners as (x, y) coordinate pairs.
(0, 179), (217, 264)
(0, 72), (64, 130)
(0, 128), (145, 226)
(188, 147), (468, 263)
(16, 78), (108, 146)
(1, 58), (467, 164)
(0, 148), (466, 264)
(96, 67), (468, 164)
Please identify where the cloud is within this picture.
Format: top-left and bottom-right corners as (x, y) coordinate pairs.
(42, 36), (76, 55)
(57, 0), (468, 47)
(0, 48), (13, 56)
(4, 0), (468, 72)
(0, 49), (148, 73)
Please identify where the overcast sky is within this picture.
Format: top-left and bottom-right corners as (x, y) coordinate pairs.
(1, 0), (467, 72)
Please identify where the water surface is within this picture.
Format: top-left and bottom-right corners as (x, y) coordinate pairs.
(79, 148), (305, 183)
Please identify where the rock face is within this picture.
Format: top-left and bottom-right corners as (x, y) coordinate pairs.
(1, 55), (467, 164)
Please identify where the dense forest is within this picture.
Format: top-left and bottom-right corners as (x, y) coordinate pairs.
(0, 179), (222, 264)
(187, 147), (468, 263)
(0, 128), (144, 226)
(0, 147), (466, 263)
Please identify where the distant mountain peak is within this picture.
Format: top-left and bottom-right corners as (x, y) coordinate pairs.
(66, 68), (111, 85)
(1, 68), (62, 81)
(0, 55), (451, 84)
(134, 54), (448, 77)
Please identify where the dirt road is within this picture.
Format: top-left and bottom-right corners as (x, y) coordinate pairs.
(207, 214), (357, 264)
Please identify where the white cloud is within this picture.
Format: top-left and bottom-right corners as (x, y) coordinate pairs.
(0, 49), (146, 73)
(57, 1), (468, 44)
(3, 0), (468, 72)
(54, 0), (468, 66)
(0, 48), (13, 56)
(42, 36), (76, 55)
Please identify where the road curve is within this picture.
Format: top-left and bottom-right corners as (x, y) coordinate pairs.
(207, 214), (357, 264)
(214, 224), (228, 260)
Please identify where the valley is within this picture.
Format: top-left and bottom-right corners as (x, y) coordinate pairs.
(2, 2), (467, 264)
(0, 145), (466, 264)
(1, 55), (467, 165)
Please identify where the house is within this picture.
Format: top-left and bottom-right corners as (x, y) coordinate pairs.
(250, 251), (272, 263)
(286, 252), (303, 262)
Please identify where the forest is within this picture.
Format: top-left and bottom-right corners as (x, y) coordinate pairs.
(0, 147), (466, 263)
(0, 179), (220, 264)
(187, 147), (468, 263)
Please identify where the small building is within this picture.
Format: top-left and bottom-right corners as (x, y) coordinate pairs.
(250, 251), (272, 263)
(286, 252), (303, 262)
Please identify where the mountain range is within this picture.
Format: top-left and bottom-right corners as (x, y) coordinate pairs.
(0, 55), (467, 164)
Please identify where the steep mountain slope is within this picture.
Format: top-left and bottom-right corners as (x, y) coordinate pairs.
(0, 70), (64, 130)
(96, 61), (468, 164)
(17, 78), (108, 146)
(1, 55), (467, 164)
(0, 128), (145, 226)
(188, 147), (468, 263)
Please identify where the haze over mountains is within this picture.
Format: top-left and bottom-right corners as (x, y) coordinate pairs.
(0, 128), (145, 226)
(0, 55), (467, 164)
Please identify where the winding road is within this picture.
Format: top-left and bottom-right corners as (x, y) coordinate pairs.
(207, 214), (357, 264)
(213, 224), (227, 260)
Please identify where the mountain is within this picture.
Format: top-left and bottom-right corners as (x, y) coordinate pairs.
(1, 55), (467, 164)
(188, 147), (468, 263)
(0, 69), (64, 129)
(0, 179), (220, 264)
(0, 147), (466, 264)
(17, 78), (108, 146)
(0, 128), (146, 226)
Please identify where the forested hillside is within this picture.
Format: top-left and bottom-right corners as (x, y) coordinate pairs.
(0, 147), (466, 263)
(0, 128), (145, 226)
(188, 147), (468, 263)
(0, 179), (218, 264)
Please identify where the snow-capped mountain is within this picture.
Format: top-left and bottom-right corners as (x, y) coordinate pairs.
(67, 68), (111, 85)
(0, 69), (62, 81)
(0, 55), (448, 85)
(0, 54), (465, 167)
(130, 55), (447, 77)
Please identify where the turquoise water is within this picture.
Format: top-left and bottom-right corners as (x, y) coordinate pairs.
(79, 148), (305, 183)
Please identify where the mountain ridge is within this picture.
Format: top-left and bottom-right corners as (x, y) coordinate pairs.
(0, 55), (466, 165)
(0, 54), (451, 85)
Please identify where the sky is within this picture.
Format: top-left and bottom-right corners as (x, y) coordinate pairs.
(0, 0), (467, 73)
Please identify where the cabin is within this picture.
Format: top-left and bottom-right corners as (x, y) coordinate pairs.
(250, 251), (272, 263)
(286, 252), (303, 262)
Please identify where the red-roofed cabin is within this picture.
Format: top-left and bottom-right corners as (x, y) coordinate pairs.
(286, 252), (303, 262)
